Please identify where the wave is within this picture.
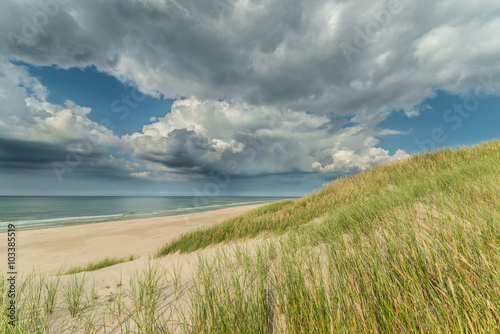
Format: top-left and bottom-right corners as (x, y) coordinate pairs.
(1, 199), (272, 231)
(173, 200), (267, 212)
(8, 213), (125, 228)
(125, 211), (158, 217)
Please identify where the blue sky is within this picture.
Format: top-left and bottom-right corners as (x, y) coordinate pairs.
(379, 91), (500, 155)
(21, 63), (175, 136)
(28, 63), (500, 154)
(0, 0), (499, 196)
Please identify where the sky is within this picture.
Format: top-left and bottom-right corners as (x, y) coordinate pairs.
(0, 0), (499, 196)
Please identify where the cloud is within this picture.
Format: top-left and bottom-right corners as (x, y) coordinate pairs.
(1, 0), (499, 115)
(126, 97), (407, 178)
(0, 137), (68, 168)
(1, 0), (499, 187)
(0, 60), (133, 178)
(0, 61), (405, 182)
(403, 104), (431, 118)
(312, 147), (409, 173)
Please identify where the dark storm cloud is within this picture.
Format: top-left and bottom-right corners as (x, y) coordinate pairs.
(132, 128), (214, 171)
(0, 61), (136, 179)
(0, 137), (134, 179)
(2, 0), (499, 114)
(0, 137), (68, 168)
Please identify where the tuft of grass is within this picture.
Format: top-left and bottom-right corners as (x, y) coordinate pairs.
(128, 261), (166, 332)
(62, 274), (87, 318)
(43, 276), (60, 316)
(63, 255), (136, 275)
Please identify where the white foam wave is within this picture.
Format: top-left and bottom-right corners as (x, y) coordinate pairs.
(12, 213), (125, 227)
(174, 200), (267, 212)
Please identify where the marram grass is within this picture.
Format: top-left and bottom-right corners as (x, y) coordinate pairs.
(157, 140), (500, 256)
(185, 140), (500, 333)
(0, 140), (499, 333)
(62, 255), (136, 275)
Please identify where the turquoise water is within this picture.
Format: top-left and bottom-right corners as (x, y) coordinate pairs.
(0, 196), (290, 231)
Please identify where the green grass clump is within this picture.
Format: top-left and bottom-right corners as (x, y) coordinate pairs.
(63, 255), (136, 275)
(128, 262), (169, 332)
(63, 275), (87, 318)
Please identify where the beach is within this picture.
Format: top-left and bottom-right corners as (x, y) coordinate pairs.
(0, 203), (265, 275)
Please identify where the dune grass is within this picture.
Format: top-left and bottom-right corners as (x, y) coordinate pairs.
(184, 140), (500, 332)
(0, 264), (182, 333)
(157, 140), (500, 256)
(63, 255), (136, 275)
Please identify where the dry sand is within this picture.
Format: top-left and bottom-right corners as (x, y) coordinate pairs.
(0, 203), (265, 275)
(0, 203), (272, 332)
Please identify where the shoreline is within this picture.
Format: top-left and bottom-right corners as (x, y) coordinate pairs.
(0, 203), (267, 275)
(0, 201), (274, 233)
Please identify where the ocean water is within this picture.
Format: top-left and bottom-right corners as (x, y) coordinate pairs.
(0, 196), (289, 232)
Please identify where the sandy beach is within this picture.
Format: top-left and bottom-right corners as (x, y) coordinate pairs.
(0, 203), (265, 275)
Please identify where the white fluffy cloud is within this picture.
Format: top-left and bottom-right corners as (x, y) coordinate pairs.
(126, 97), (407, 178)
(0, 60), (132, 176)
(312, 147), (409, 173)
(0, 61), (115, 143)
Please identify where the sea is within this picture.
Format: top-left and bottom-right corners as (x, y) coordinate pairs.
(0, 196), (291, 232)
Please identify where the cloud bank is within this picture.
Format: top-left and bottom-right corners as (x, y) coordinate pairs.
(3, 0), (499, 111)
(0, 61), (134, 178)
(126, 98), (407, 179)
(1, 0), (499, 185)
